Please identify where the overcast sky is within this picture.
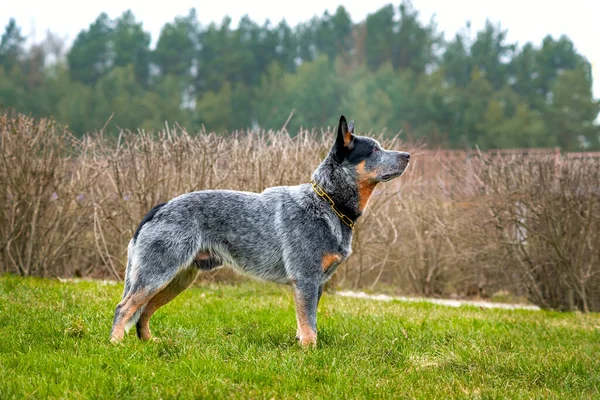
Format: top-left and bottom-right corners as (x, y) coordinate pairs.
(5, 0), (599, 98)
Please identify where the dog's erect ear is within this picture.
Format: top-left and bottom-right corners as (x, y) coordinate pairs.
(333, 115), (355, 162)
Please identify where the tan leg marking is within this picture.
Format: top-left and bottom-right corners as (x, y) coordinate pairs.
(110, 291), (150, 343)
(322, 253), (342, 273)
(136, 268), (200, 341)
(294, 290), (317, 347)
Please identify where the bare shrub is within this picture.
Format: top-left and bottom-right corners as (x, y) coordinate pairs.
(0, 112), (100, 277)
(1, 110), (599, 312)
(479, 156), (600, 311)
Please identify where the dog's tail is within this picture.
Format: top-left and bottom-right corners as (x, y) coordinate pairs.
(121, 239), (146, 332)
(122, 239), (136, 299)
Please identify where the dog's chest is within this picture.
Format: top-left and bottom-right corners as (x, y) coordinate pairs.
(320, 234), (352, 279)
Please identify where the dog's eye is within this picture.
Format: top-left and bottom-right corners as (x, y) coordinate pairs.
(372, 147), (379, 153)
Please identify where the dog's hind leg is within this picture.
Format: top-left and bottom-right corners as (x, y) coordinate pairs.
(110, 264), (189, 343)
(136, 267), (200, 341)
(111, 220), (205, 343)
(110, 288), (156, 343)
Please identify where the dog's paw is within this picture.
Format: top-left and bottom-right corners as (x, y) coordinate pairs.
(297, 331), (317, 348)
(109, 334), (124, 345)
(138, 333), (158, 342)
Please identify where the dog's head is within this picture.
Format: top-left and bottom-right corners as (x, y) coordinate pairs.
(313, 115), (410, 214)
(331, 115), (410, 184)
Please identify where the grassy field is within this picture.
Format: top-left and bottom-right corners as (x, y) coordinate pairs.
(0, 276), (598, 399)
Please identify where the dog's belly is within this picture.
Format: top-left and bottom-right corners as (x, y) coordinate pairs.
(197, 241), (288, 284)
(228, 260), (289, 284)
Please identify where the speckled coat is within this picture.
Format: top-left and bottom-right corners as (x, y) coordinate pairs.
(110, 115), (410, 347)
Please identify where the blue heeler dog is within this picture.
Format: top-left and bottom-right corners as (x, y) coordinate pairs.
(110, 115), (410, 347)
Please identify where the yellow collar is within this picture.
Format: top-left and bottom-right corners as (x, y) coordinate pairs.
(310, 179), (355, 229)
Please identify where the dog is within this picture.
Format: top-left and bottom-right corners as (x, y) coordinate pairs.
(110, 115), (410, 347)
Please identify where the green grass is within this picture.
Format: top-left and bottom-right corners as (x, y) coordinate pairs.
(0, 276), (599, 399)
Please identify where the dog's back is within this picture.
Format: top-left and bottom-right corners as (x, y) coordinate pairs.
(135, 189), (284, 283)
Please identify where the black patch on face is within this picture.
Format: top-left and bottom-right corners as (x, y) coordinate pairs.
(345, 137), (376, 165)
(133, 202), (167, 241)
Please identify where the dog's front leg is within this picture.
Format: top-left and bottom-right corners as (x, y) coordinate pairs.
(293, 279), (320, 347)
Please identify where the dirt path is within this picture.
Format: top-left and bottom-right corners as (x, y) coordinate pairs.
(336, 290), (540, 311)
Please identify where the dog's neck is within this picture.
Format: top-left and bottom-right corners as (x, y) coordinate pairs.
(310, 157), (363, 224)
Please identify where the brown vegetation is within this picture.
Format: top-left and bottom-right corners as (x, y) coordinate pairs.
(1, 111), (599, 311)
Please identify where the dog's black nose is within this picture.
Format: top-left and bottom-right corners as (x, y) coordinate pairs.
(400, 152), (410, 161)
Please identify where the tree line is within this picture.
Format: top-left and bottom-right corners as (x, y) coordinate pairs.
(1, 2), (599, 149)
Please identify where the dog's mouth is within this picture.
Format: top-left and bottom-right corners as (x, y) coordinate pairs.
(380, 173), (402, 182)
(379, 161), (408, 182)
(380, 163), (409, 182)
